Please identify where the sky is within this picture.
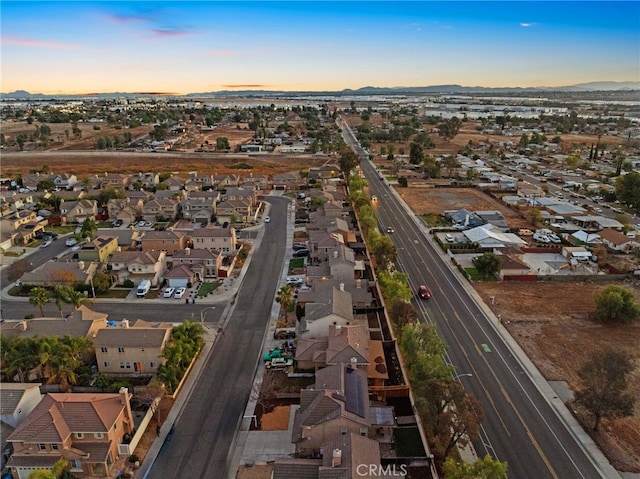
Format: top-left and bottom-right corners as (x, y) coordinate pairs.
(1, 1), (639, 94)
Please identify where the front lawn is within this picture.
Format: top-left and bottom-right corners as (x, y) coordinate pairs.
(99, 289), (131, 298)
(197, 281), (220, 297)
(289, 258), (305, 269)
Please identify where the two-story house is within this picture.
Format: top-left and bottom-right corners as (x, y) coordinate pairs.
(141, 198), (180, 222)
(139, 230), (187, 256)
(162, 176), (186, 191)
(6, 390), (135, 479)
(214, 174), (239, 189)
(191, 227), (237, 255)
(52, 173), (78, 190)
(106, 198), (143, 224)
(60, 199), (98, 224)
(109, 250), (166, 286)
(171, 248), (222, 279)
(298, 288), (357, 339)
(181, 197), (215, 224)
(215, 199), (253, 225)
(129, 172), (159, 190)
(272, 172), (301, 191)
(94, 319), (172, 375)
(0, 211), (47, 244)
(185, 172), (213, 191)
(77, 236), (119, 263)
(100, 173), (129, 190)
(219, 187), (257, 207)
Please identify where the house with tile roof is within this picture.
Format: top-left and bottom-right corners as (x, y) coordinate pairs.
(597, 228), (638, 252)
(191, 226), (237, 255)
(0, 306), (108, 340)
(60, 199), (98, 224)
(292, 364), (372, 457)
(141, 198), (180, 222)
(17, 261), (100, 288)
(6, 390), (134, 478)
(171, 248), (222, 279)
(215, 199), (254, 225)
(139, 230), (187, 255)
(297, 279), (373, 311)
(94, 319), (172, 375)
(298, 288), (357, 339)
(109, 250), (166, 286)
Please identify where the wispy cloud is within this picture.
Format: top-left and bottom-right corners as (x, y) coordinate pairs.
(101, 12), (152, 24)
(206, 49), (240, 56)
(2, 36), (80, 49)
(520, 23), (537, 28)
(223, 84), (268, 89)
(150, 28), (194, 38)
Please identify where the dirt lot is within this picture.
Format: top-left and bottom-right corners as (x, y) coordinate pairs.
(396, 185), (532, 230)
(396, 183), (640, 472)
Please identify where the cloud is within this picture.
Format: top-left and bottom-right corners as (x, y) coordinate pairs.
(223, 85), (268, 89)
(206, 49), (240, 56)
(150, 28), (193, 38)
(520, 23), (537, 28)
(102, 12), (152, 24)
(2, 36), (80, 49)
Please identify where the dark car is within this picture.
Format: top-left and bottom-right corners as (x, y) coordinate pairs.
(292, 243), (308, 251)
(293, 249), (310, 258)
(417, 284), (432, 299)
(113, 219), (123, 227)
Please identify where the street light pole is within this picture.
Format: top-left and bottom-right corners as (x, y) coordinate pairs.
(200, 306), (216, 324)
(453, 373), (473, 381)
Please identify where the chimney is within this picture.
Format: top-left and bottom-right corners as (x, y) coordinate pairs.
(121, 319), (129, 328)
(78, 261), (85, 270)
(332, 449), (342, 467)
(339, 283), (344, 292)
(185, 247), (190, 256)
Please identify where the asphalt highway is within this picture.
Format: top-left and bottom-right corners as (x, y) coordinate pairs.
(359, 158), (605, 478)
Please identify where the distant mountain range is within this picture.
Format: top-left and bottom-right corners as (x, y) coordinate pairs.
(2, 82), (639, 99)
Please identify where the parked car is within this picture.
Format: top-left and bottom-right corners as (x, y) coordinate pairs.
(547, 234), (562, 244)
(265, 357), (293, 370)
(137, 220), (146, 227)
(113, 219), (123, 227)
(445, 233), (454, 243)
(65, 238), (78, 247)
(293, 249), (310, 258)
(286, 277), (304, 286)
(417, 284), (432, 299)
(533, 233), (551, 243)
(174, 287), (187, 299)
(44, 232), (58, 240)
(292, 243), (307, 251)
(40, 239), (52, 248)
(163, 287), (176, 298)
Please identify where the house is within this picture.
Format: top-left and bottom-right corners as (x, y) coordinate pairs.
(292, 364), (372, 457)
(109, 250), (166, 286)
(1, 383), (44, 428)
(299, 288), (357, 339)
(141, 198), (180, 222)
(443, 209), (484, 229)
(52, 173), (78, 190)
(172, 248), (222, 279)
(100, 173), (129, 190)
(215, 199), (254, 224)
(94, 319), (172, 375)
(272, 172), (300, 190)
(0, 211), (47, 245)
(6, 390), (135, 479)
(494, 251), (534, 280)
(185, 172), (213, 191)
(0, 383), (44, 471)
(0, 306), (107, 340)
(77, 236), (119, 262)
(598, 228), (638, 252)
(191, 226), (237, 255)
(241, 174), (268, 190)
(162, 176), (186, 191)
(214, 174), (239, 188)
(17, 262), (100, 288)
(463, 224), (528, 249)
(297, 279), (373, 311)
(139, 230), (187, 255)
(129, 172), (159, 190)
(308, 163), (340, 181)
(106, 198), (142, 223)
(163, 263), (199, 288)
(60, 199), (98, 223)
(219, 187), (257, 207)
(181, 197), (216, 224)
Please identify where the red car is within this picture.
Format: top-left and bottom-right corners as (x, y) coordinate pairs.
(417, 285), (432, 299)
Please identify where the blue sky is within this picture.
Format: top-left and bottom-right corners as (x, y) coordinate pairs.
(1, 1), (638, 94)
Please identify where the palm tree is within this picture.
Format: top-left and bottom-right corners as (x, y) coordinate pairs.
(275, 285), (295, 322)
(67, 290), (92, 310)
(52, 286), (72, 317)
(60, 335), (92, 364)
(29, 287), (50, 317)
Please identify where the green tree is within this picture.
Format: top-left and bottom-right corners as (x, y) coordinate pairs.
(438, 116), (463, 142)
(29, 287), (50, 317)
(389, 300), (418, 330)
(443, 455), (508, 479)
(339, 150), (359, 178)
(37, 178), (55, 192)
(80, 217), (97, 239)
(422, 155), (441, 178)
(473, 253), (501, 280)
(369, 233), (397, 271)
(575, 349), (634, 431)
(615, 170), (640, 213)
(29, 470), (55, 479)
(275, 285), (295, 322)
(595, 285), (640, 323)
(442, 155), (460, 177)
(216, 137), (230, 150)
(409, 142), (424, 165)
(67, 290), (92, 309)
(52, 286), (71, 317)
(91, 272), (111, 294)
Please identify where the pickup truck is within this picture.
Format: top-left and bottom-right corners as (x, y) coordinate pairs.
(265, 357), (293, 370)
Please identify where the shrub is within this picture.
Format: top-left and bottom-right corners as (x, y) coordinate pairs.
(123, 279), (135, 288)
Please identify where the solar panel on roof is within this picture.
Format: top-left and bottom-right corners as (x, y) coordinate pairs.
(344, 367), (365, 417)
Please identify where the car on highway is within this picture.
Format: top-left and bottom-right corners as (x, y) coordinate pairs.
(417, 284), (432, 299)
(371, 195), (377, 202)
(264, 216), (270, 223)
(387, 226), (394, 233)
(174, 287), (187, 299)
(163, 287), (176, 298)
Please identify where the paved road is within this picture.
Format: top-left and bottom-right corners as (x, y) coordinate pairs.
(359, 158), (607, 478)
(147, 196), (289, 479)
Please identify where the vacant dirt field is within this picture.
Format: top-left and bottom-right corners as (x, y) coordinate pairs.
(396, 185), (532, 230)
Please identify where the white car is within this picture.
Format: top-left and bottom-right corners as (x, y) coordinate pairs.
(163, 287), (175, 298)
(533, 233), (551, 243)
(174, 287), (187, 299)
(264, 216), (270, 223)
(137, 220), (146, 227)
(65, 238), (78, 247)
(547, 234), (562, 244)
